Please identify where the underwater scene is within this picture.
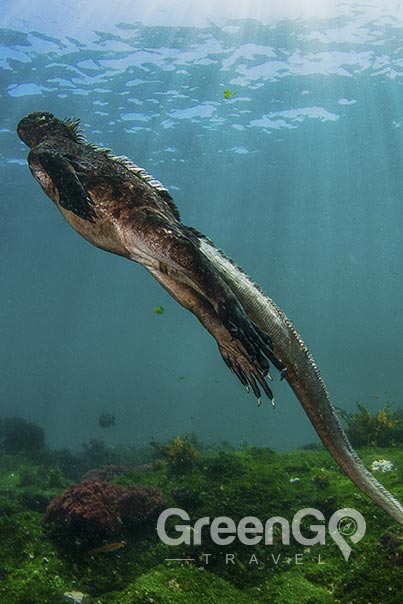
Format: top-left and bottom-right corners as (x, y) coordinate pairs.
(2, 0), (403, 602)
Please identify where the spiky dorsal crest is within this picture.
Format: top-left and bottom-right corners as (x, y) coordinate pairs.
(108, 152), (179, 219)
(62, 116), (87, 143)
(113, 153), (178, 209)
(61, 116), (180, 220)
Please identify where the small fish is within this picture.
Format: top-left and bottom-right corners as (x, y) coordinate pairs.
(224, 89), (237, 99)
(64, 592), (86, 604)
(98, 413), (115, 428)
(88, 541), (125, 555)
(153, 305), (164, 314)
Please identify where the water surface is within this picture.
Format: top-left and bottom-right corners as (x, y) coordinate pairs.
(1, 0), (403, 451)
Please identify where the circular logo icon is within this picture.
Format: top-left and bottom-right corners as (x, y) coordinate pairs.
(337, 516), (357, 537)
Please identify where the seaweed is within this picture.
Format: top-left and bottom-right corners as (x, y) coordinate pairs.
(151, 435), (199, 474)
(337, 402), (403, 447)
(1, 429), (403, 603)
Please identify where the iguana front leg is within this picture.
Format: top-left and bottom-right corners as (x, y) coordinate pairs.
(28, 149), (96, 222)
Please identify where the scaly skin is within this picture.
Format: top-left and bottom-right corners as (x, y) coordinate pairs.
(199, 239), (403, 526)
(17, 111), (403, 525)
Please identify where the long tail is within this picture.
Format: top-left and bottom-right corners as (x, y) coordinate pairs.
(199, 237), (403, 526)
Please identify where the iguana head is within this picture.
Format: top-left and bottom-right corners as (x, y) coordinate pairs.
(17, 112), (77, 148)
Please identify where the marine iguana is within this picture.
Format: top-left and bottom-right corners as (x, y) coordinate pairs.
(17, 111), (403, 526)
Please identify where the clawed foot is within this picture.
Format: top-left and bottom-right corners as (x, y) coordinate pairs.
(217, 300), (286, 404)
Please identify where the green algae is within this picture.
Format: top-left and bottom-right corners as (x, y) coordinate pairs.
(151, 435), (199, 474)
(338, 402), (403, 448)
(0, 498), (70, 604)
(95, 565), (334, 604)
(1, 438), (403, 603)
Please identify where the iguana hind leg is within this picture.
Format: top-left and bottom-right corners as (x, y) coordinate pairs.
(125, 215), (283, 399)
(147, 266), (275, 403)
